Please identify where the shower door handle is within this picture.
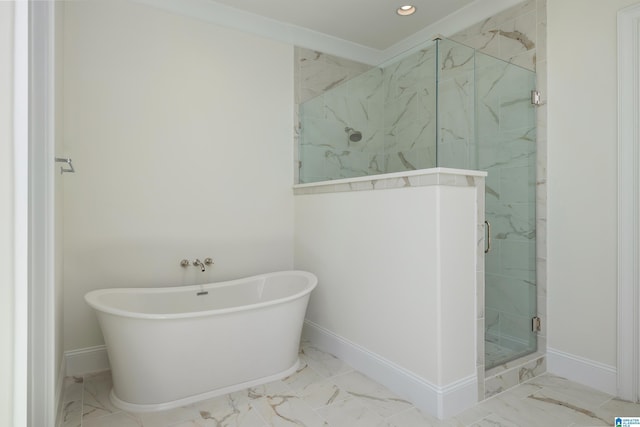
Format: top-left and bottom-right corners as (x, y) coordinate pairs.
(485, 220), (491, 254)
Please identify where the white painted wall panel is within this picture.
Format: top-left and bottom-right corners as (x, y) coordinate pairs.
(294, 185), (477, 386)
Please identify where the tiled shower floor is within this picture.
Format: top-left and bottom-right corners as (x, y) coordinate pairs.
(59, 341), (640, 427)
(485, 341), (532, 370)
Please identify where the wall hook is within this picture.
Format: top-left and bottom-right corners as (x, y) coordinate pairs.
(55, 157), (75, 174)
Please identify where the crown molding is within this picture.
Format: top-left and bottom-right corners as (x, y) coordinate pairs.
(133, 0), (382, 64)
(133, 0), (524, 65)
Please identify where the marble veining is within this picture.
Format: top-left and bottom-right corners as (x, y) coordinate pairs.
(58, 343), (640, 427)
(527, 395), (609, 424)
(490, 29), (535, 51)
(298, 43), (437, 183)
(518, 358), (545, 382)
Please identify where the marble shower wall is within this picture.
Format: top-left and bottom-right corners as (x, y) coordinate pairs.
(436, 39), (476, 170)
(381, 47), (437, 175)
(294, 49), (373, 183)
(297, 46), (438, 183)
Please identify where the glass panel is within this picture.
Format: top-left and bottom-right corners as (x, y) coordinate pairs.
(382, 46), (437, 173)
(298, 44), (437, 183)
(475, 50), (537, 368)
(436, 39), (477, 169)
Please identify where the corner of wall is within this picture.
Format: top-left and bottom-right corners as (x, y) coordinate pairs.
(65, 345), (110, 377)
(302, 320), (478, 420)
(547, 347), (617, 396)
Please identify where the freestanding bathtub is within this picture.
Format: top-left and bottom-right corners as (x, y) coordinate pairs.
(85, 270), (317, 412)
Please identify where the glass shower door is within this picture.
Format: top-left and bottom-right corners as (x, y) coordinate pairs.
(475, 51), (537, 368)
(436, 38), (537, 368)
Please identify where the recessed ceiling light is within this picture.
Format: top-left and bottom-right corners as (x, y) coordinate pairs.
(396, 5), (416, 16)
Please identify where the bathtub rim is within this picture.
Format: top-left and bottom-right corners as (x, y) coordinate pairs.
(84, 270), (317, 320)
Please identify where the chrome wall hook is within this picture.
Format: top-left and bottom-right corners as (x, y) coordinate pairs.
(55, 157), (75, 174)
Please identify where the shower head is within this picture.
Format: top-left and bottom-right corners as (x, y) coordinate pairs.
(345, 127), (362, 143)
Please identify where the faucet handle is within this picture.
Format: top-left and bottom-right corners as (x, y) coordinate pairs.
(180, 259), (190, 267)
(204, 258), (214, 265)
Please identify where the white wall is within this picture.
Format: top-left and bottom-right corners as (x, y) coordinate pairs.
(0, 2), (15, 424)
(547, 0), (638, 368)
(63, 0), (294, 351)
(294, 183), (477, 388)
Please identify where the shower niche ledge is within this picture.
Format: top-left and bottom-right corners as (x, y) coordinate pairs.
(293, 167), (487, 195)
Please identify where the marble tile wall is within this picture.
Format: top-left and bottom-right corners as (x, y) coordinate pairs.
(298, 65), (385, 182)
(381, 47), (437, 174)
(297, 46), (438, 183)
(436, 39), (476, 170)
(294, 49), (373, 184)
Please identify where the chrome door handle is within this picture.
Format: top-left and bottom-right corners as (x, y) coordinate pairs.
(485, 220), (491, 254)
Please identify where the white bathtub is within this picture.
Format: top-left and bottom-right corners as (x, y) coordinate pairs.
(85, 270), (317, 412)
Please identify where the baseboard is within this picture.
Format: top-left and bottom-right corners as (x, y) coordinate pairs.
(547, 347), (617, 395)
(65, 345), (110, 376)
(302, 320), (477, 419)
(55, 356), (66, 427)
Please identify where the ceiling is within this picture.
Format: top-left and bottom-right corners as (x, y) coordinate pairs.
(207, 0), (477, 50)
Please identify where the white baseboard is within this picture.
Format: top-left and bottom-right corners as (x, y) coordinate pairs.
(65, 345), (110, 376)
(55, 356), (67, 427)
(302, 320), (477, 419)
(547, 347), (617, 395)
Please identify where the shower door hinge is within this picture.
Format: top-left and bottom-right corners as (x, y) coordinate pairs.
(532, 316), (542, 332)
(531, 90), (542, 106)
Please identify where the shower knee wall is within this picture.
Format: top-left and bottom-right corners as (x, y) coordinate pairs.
(294, 170), (485, 419)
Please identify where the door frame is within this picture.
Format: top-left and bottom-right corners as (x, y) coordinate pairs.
(28, 0), (57, 425)
(617, 1), (640, 403)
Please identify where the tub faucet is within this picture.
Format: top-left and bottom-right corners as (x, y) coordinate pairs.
(193, 259), (206, 272)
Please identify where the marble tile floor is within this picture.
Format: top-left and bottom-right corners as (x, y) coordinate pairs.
(59, 342), (640, 427)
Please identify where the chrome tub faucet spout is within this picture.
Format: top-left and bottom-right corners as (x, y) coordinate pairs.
(193, 259), (205, 272)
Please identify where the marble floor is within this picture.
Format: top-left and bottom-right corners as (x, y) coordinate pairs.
(59, 342), (640, 427)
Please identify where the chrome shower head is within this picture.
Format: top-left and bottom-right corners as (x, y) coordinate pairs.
(345, 127), (362, 142)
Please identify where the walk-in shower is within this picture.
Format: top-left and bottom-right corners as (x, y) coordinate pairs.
(297, 38), (537, 370)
